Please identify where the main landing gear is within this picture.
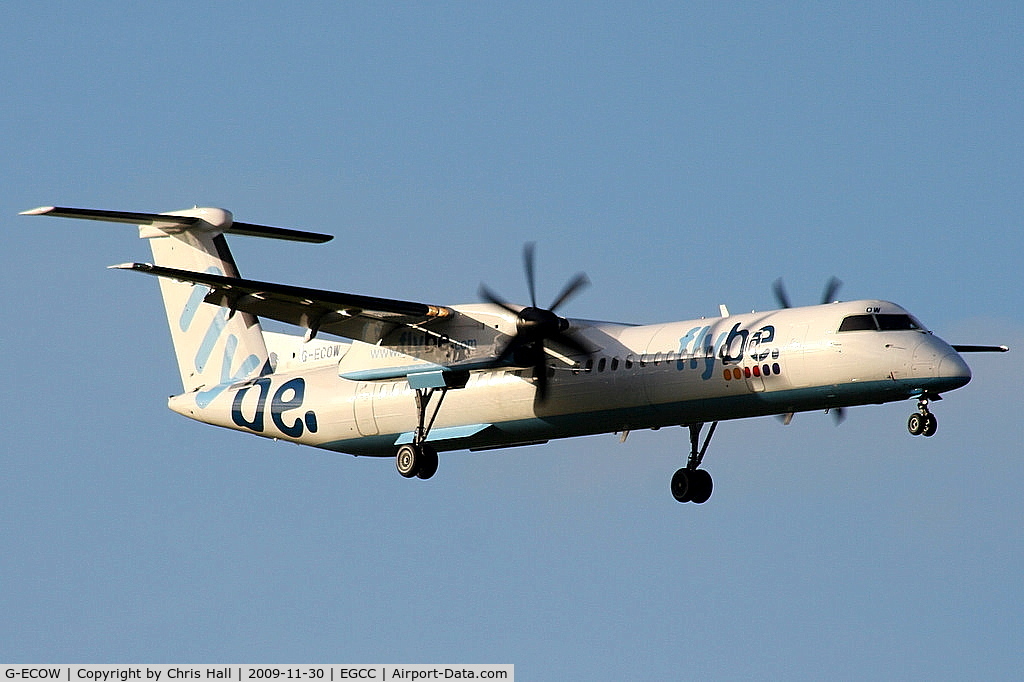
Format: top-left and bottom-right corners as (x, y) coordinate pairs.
(671, 422), (717, 504)
(395, 386), (448, 480)
(907, 394), (939, 437)
(396, 442), (439, 480)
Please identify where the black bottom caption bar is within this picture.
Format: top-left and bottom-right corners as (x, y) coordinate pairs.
(1, 667), (512, 682)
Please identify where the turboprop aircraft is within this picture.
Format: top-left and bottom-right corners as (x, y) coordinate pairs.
(23, 205), (1009, 503)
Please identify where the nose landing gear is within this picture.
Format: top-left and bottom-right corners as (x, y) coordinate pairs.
(907, 395), (938, 437)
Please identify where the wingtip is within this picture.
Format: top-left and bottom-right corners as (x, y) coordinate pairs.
(19, 206), (55, 216)
(107, 262), (152, 271)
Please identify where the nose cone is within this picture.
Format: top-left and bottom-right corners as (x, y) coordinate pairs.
(938, 352), (972, 391)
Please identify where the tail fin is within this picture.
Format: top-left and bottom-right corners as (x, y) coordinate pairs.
(145, 209), (273, 401)
(22, 206), (332, 404)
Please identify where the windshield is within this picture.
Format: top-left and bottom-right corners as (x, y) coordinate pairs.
(838, 313), (925, 333)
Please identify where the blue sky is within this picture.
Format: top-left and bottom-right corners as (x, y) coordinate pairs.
(3, 2), (1022, 678)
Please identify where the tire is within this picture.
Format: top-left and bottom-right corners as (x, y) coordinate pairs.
(908, 413), (925, 436)
(396, 444), (419, 478)
(671, 468), (692, 503)
(922, 413), (938, 437)
(416, 445), (439, 480)
(689, 469), (714, 504)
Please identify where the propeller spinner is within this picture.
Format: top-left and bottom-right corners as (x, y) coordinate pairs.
(480, 243), (591, 401)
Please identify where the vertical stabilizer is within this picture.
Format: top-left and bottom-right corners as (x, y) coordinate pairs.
(144, 212), (271, 402)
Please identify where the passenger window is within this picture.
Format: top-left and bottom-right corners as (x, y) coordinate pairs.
(598, 357), (607, 372)
(611, 357), (619, 371)
(838, 315), (876, 332)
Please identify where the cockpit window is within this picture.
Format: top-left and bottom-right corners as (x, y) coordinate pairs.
(838, 313), (925, 333)
(838, 315), (876, 332)
(876, 314), (922, 331)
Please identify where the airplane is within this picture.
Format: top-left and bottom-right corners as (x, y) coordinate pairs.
(22, 205), (1009, 504)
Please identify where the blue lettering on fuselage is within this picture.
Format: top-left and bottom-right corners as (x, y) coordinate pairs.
(676, 326), (707, 371)
(174, 269), (317, 431)
(677, 323), (778, 380)
(231, 376), (318, 437)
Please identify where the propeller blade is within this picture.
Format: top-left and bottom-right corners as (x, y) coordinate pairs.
(772, 278), (792, 309)
(523, 242), (538, 308)
(549, 272), (590, 313)
(821, 276), (843, 305)
(551, 330), (593, 357)
(478, 284), (521, 316)
(493, 337), (519, 365)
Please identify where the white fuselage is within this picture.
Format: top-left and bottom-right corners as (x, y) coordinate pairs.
(167, 299), (971, 457)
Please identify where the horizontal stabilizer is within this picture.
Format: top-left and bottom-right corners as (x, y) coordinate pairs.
(21, 206), (333, 243)
(228, 220), (333, 243)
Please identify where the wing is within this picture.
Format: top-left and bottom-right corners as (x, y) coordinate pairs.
(951, 345), (1010, 353)
(111, 262), (462, 347)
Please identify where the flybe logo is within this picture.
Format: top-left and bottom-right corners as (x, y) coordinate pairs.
(677, 322), (780, 381)
(175, 265), (319, 438)
(231, 377), (319, 438)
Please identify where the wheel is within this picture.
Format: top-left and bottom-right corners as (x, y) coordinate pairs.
(671, 468), (714, 504)
(396, 444), (419, 478)
(922, 413), (937, 437)
(908, 413), (925, 436)
(689, 469), (713, 504)
(416, 445), (439, 480)
(671, 468), (692, 503)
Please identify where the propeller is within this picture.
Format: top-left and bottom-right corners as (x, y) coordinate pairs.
(479, 243), (591, 401)
(773, 276), (843, 309)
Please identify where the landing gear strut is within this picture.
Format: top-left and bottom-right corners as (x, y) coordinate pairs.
(395, 386), (448, 480)
(907, 395), (938, 437)
(672, 422), (717, 504)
